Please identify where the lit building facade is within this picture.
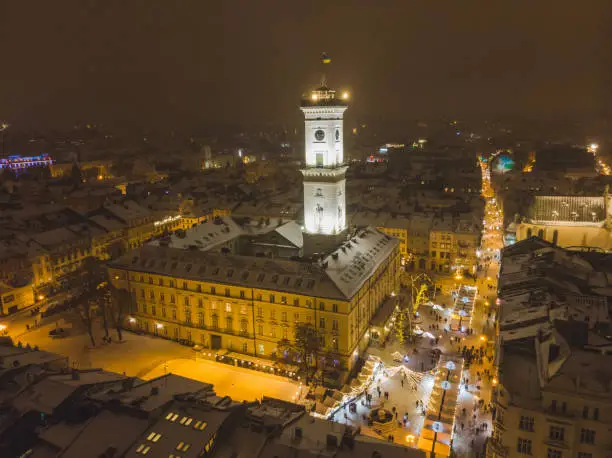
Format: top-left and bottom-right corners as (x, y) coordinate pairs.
(109, 229), (400, 374)
(515, 194), (612, 251)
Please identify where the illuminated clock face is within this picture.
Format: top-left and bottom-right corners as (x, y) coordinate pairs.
(314, 130), (325, 141)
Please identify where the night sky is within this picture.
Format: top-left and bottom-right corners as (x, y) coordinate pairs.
(1, 1), (610, 130)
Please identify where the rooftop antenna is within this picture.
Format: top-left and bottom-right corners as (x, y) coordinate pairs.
(320, 52), (331, 87)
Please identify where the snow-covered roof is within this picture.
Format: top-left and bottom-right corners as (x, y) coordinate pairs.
(321, 227), (399, 298)
(104, 200), (152, 223)
(113, 226), (398, 301)
(148, 216), (304, 252)
(274, 221), (303, 248)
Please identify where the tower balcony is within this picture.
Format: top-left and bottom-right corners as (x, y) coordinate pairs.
(301, 86), (349, 108)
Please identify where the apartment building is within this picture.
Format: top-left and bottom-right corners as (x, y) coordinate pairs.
(488, 238), (612, 458)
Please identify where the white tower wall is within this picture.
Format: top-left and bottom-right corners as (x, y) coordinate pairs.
(300, 93), (348, 236)
(303, 174), (346, 234)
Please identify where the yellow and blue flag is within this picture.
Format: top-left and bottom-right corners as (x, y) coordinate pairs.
(321, 53), (331, 64)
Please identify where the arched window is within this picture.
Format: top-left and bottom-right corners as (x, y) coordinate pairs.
(552, 230), (559, 245)
(537, 229), (544, 239)
(526, 228), (532, 238)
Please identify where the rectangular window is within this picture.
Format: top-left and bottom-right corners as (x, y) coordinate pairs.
(270, 294), (275, 303)
(241, 343), (248, 353)
(170, 294), (175, 304)
(517, 438), (532, 455)
(151, 305), (156, 316)
(549, 426), (564, 441)
(240, 290), (245, 299)
(225, 303), (232, 313)
(172, 309), (177, 320)
(319, 302), (324, 311)
(198, 298), (203, 308)
(546, 449), (562, 458)
(518, 416), (534, 432)
(319, 317), (325, 329)
(593, 407), (599, 420)
(281, 296), (287, 304)
(270, 309), (276, 320)
(225, 288), (230, 297)
(136, 444), (151, 455)
(258, 343), (264, 355)
(282, 328), (288, 339)
(257, 307), (263, 317)
(293, 298), (300, 306)
(160, 293), (165, 303)
(578, 453), (593, 458)
(332, 319), (339, 331)
(211, 286), (216, 294)
(198, 312), (204, 327)
(294, 313), (299, 322)
(146, 432), (162, 442)
(271, 327), (276, 338)
(582, 406), (589, 419)
(159, 278), (164, 286)
(332, 303), (338, 313)
(162, 307), (166, 317)
(169, 280), (175, 288)
(258, 324), (263, 335)
(282, 312), (287, 321)
(240, 305), (247, 315)
(184, 296), (189, 306)
(580, 428), (595, 444)
(182, 281), (188, 290)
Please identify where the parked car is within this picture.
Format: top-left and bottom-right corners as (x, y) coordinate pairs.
(48, 328), (68, 338)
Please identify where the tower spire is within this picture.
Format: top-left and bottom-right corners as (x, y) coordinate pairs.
(320, 52), (331, 87)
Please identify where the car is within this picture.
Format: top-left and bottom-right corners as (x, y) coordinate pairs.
(48, 328), (68, 338)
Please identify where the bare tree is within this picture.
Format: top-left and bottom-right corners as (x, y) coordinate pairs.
(108, 284), (131, 341)
(75, 257), (106, 347)
(279, 323), (321, 385)
(77, 297), (98, 347)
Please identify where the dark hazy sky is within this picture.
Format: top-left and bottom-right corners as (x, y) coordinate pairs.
(1, 1), (610, 130)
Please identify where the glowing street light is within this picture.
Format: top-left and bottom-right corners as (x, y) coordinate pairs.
(311, 93), (318, 101)
(588, 143), (599, 153)
(342, 91), (349, 100)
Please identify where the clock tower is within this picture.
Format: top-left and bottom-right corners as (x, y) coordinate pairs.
(300, 77), (349, 236)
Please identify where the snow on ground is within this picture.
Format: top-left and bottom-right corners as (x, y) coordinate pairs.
(142, 358), (302, 402)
